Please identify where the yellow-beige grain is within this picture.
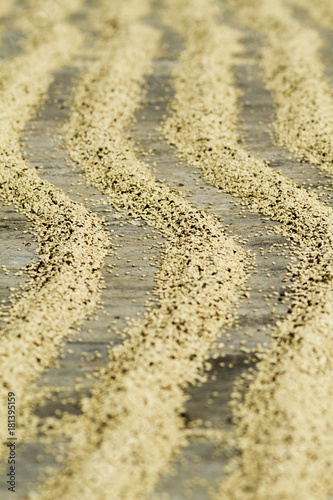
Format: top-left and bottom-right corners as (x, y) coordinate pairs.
(163, 0), (333, 498)
(0, 11), (109, 454)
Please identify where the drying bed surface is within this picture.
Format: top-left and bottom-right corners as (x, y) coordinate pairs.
(1, 0), (333, 499)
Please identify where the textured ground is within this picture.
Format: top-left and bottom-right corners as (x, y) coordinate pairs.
(1, 0), (333, 499)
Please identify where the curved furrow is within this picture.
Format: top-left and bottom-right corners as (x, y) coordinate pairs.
(3, 0), (333, 498)
(30, 8), (293, 500)
(30, 5), (250, 500)
(126, 11), (294, 499)
(3, 61), (166, 499)
(0, 2), (164, 496)
(218, 9), (333, 206)
(0, 13), (112, 454)
(162, 0), (333, 498)
(0, 0), (88, 334)
(163, 0), (333, 330)
(235, 0), (333, 178)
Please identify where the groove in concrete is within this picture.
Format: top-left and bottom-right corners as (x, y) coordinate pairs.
(1, 63), (163, 500)
(232, 21), (333, 206)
